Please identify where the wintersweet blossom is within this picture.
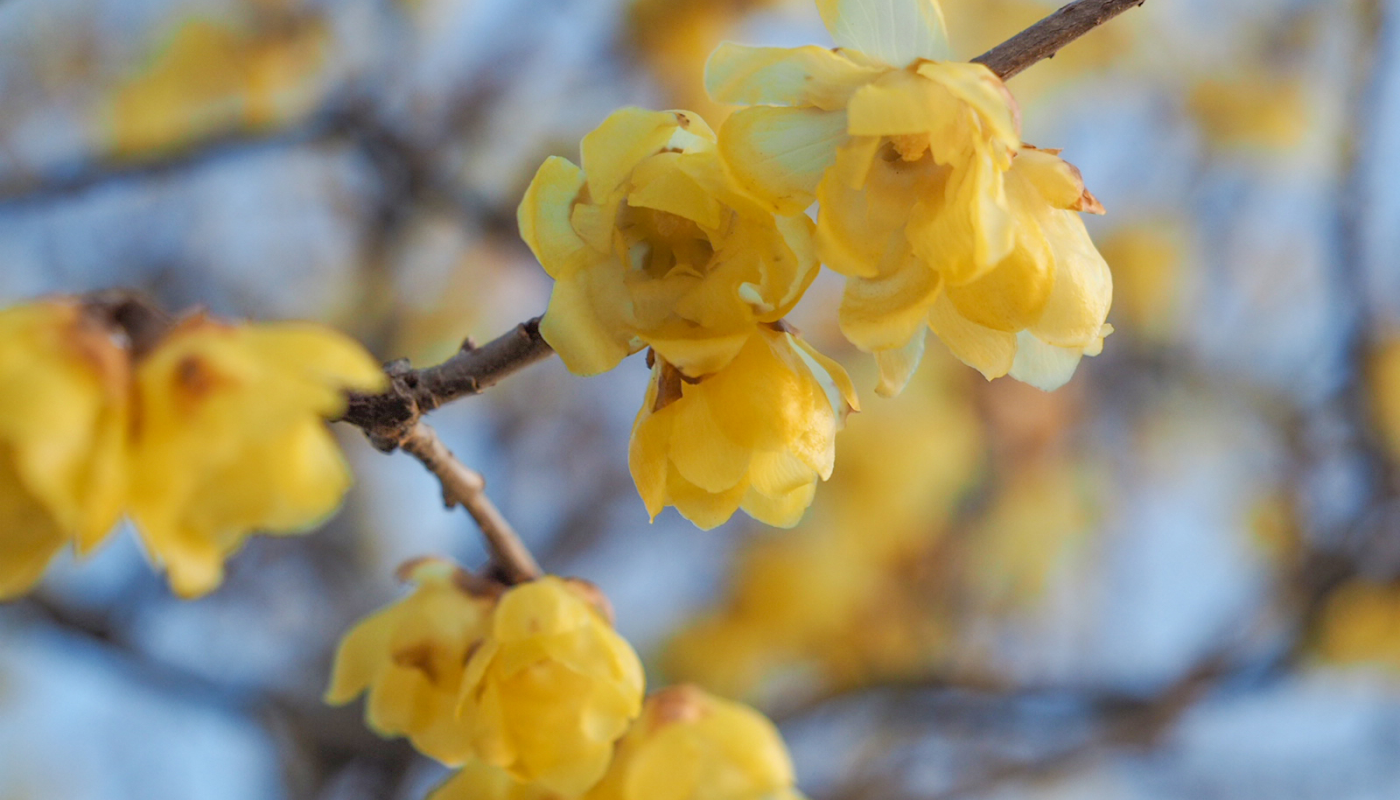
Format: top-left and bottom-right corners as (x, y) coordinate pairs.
(429, 759), (569, 800)
(629, 326), (858, 530)
(707, 0), (1112, 393)
(520, 107), (818, 378)
(326, 558), (494, 764)
(129, 315), (385, 597)
(457, 576), (645, 794)
(583, 684), (807, 800)
(0, 300), (128, 598)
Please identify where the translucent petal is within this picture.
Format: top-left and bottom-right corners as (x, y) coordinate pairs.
(873, 328), (927, 397)
(741, 480), (816, 528)
(719, 107), (847, 215)
(705, 43), (884, 111)
(1008, 331), (1087, 391)
(667, 469), (749, 530)
(816, 0), (952, 67)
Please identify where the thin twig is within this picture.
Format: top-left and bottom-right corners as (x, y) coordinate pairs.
(339, 318), (554, 451)
(396, 420), (543, 584)
(973, 0), (1147, 80)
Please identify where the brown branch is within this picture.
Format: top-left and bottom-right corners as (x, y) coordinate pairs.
(339, 318), (554, 451)
(973, 0), (1147, 80)
(396, 420), (543, 584)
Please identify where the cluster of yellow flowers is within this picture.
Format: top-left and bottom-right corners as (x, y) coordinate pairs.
(329, 564), (806, 800)
(0, 298), (384, 599)
(529, 0), (1113, 530)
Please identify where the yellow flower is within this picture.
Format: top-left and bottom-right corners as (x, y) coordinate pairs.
(1372, 338), (1400, 463)
(129, 315), (385, 598)
(110, 18), (329, 157)
(629, 327), (858, 530)
(1315, 580), (1400, 670)
(326, 559), (494, 764)
(519, 107), (819, 378)
(429, 759), (572, 800)
(707, 0), (1112, 393)
(458, 576), (645, 795)
(1188, 70), (1309, 150)
(584, 685), (805, 800)
(0, 300), (128, 599)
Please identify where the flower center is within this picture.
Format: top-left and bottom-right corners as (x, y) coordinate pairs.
(617, 203), (716, 280)
(886, 133), (931, 162)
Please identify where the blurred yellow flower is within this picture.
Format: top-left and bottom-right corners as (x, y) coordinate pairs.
(520, 107), (818, 378)
(1097, 221), (1188, 341)
(1188, 71), (1310, 150)
(1315, 580), (1400, 670)
(458, 576), (645, 794)
(110, 17), (328, 157)
(129, 315), (385, 598)
(963, 459), (1098, 608)
(629, 327), (857, 529)
(0, 300), (128, 599)
(583, 685), (805, 800)
(707, 0), (1112, 393)
(1371, 338), (1400, 462)
(429, 759), (571, 800)
(628, 0), (780, 124)
(326, 559), (494, 764)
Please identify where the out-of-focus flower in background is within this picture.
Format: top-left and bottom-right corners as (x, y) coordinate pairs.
(0, 300), (128, 598)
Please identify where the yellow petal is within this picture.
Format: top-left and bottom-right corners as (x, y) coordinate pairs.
(741, 480), (816, 528)
(908, 149), (1014, 285)
(719, 106), (847, 215)
(540, 273), (637, 376)
(518, 156), (592, 278)
(705, 43), (884, 111)
(0, 449), (69, 600)
(667, 386), (753, 493)
(1029, 211), (1113, 348)
(629, 370), (677, 520)
(580, 108), (686, 202)
(1008, 331), (1088, 391)
(944, 235), (1054, 332)
(915, 61), (1021, 152)
(647, 327), (753, 380)
(927, 293), (1016, 380)
(816, 0), (951, 67)
(873, 329), (927, 397)
(667, 468), (749, 529)
(839, 253), (942, 352)
(627, 153), (725, 230)
(847, 69), (963, 137)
